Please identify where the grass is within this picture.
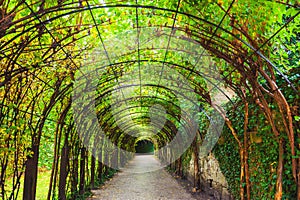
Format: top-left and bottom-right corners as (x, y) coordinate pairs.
(6, 168), (118, 200)
(6, 168), (52, 200)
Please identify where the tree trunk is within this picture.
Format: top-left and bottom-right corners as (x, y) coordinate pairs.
(91, 155), (95, 189)
(71, 152), (79, 199)
(85, 153), (89, 188)
(23, 144), (39, 200)
(47, 126), (59, 200)
(58, 144), (69, 200)
(176, 157), (182, 176)
(23, 79), (63, 200)
(79, 147), (86, 195)
(243, 100), (251, 200)
(97, 159), (103, 182)
(275, 139), (284, 200)
(193, 140), (200, 190)
(97, 144), (103, 181)
(104, 149), (110, 177)
(297, 157), (300, 200)
(239, 149), (245, 200)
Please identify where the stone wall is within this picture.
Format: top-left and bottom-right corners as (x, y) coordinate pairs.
(187, 153), (233, 200)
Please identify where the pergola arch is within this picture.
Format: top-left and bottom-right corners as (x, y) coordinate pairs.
(0, 1), (299, 199)
(2, 2), (297, 89)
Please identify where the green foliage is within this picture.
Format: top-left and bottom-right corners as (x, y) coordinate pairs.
(214, 122), (240, 198)
(214, 100), (297, 199)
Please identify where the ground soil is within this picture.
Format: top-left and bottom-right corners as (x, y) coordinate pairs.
(88, 155), (217, 200)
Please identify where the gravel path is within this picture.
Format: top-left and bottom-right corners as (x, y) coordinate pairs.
(88, 155), (197, 200)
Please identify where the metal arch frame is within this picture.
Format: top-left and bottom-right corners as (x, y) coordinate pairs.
(94, 94), (219, 143)
(102, 106), (196, 135)
(93, 93), (200, 141)
(102, 115), (186, 145)
(79, 58), (233, 107)
(114, 116), (191, 145)
(96, 82), (198, 105)
(185, 0), (236, 80)
(77, 71), (224, 143)
(84, 0), (133, 113)
(0, 81), (73, 125)
(3, 21), (233, 91)
(2, 3), (297, 92)
(0, 1), (297, 141)
(98, 114), (176, 144)
(112, 115), (176, 137)
(96, 102), (182, 132)
(22, 1), (81, 74)
(84, 59), (235, 105)
(100, 104), (181, 122)
(0, 3), (292, 68)
(156, 0), (182, 88)
(134, 0), (142, 107)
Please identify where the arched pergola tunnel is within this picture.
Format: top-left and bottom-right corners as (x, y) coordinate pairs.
(0, 1), (299, 200)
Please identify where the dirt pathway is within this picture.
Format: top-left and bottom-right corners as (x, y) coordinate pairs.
(88, 154), (197, 200)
